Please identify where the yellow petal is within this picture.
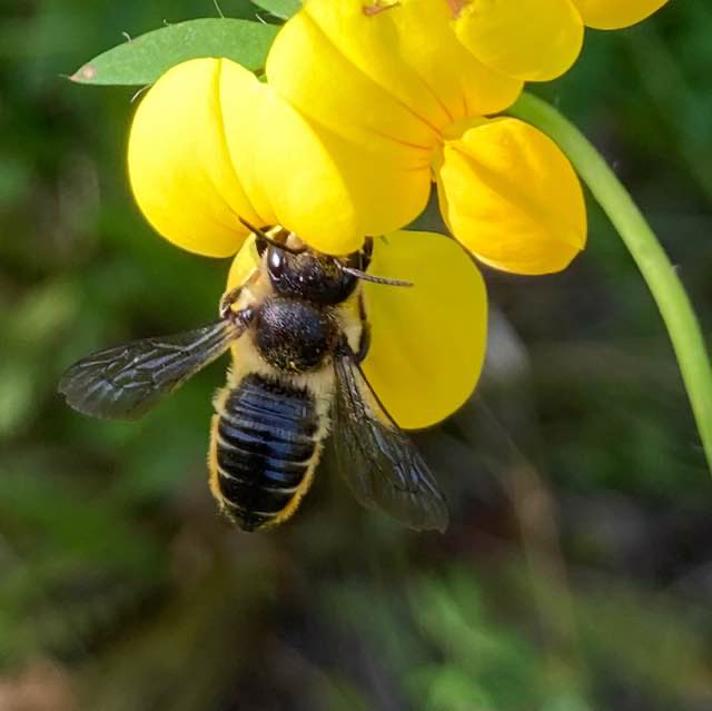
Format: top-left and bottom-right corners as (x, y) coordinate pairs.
(392, 0), (522, 122)
(315, 129), (432, 247)
(362, 230), (487, 430)
(224, 235), (261, 365)
(436, 117), (587, 275)
(387, 0), (523, 117)
(127, 58), (257, 257)
(131, 57), (402, 258)
(225, 234), (260, 294)
(219, 59), (427, 255)
(572, 0), (668, 29)
(265, 1), (520, 247)
(271, 0), (521, 136)
(267, 5), (439, 163)
(219, 59), (360, 254)
(451, 0), (585, 82)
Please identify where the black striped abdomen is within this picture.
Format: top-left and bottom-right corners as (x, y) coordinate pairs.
(212, 373), (319, 531)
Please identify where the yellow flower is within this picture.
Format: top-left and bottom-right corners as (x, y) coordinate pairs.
(448, 0), (670, 82)
(128, 57), (429, 257)
(267, 0), (587, 274)
(226, 230), (488, 429)
(129, 0), (668, 270)
(129, 58), (488, 428)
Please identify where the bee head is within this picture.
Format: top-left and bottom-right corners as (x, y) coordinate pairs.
(257, 231), (370, 306)
(241, 219), (411, 305)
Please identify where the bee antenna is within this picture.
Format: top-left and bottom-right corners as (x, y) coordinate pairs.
(340, 266), (413, 287)
(238, 217), (305, 255)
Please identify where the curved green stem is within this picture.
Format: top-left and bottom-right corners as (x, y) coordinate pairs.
(509, 91), (712, 475)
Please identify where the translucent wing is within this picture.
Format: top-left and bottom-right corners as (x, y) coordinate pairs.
(59, 319), (245, 420)
(332, 349), (449, 532)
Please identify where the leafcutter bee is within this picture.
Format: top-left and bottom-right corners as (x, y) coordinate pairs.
(59, 224), (448, 532)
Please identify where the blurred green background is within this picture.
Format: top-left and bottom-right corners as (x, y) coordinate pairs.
(1, 1), (711, 709)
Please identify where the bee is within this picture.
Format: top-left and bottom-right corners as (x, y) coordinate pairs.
(58, 223), (448, 532)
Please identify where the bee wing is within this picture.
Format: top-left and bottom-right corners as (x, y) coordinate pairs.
(59, 319), (245, 420)
(332, 350), (449, 532)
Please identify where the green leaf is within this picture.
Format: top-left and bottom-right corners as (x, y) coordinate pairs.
(251, 0), (301, 20)
(70, 18), (278, 86)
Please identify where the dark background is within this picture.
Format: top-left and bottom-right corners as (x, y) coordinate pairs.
(1, 1), (711, 709)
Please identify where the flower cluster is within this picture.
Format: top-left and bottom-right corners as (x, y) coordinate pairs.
(128, 0), (669, 427)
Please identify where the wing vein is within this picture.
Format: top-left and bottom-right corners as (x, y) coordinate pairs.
(59, 319), (245, 420)
(332, 349), (448, 532)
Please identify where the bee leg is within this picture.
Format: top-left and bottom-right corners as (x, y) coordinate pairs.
(219, 286), (244, 319)
(355, 292), (371, 363)
(219, 267), (260, 319)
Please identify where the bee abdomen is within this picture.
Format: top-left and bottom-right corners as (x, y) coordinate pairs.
(213, 374), (320, 531)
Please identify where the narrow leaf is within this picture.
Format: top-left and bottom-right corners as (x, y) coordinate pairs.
(71, 18), (278, 86)
(251, 0), (301, 20)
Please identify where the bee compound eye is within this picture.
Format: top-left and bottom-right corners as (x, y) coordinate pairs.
(267, 247), (285, 279)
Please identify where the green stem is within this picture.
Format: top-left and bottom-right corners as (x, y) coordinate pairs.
(508, 91), (712, 475)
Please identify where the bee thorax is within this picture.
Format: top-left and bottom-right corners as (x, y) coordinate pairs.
(253, 296), (338, 373)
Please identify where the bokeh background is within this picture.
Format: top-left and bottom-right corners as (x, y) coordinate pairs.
(1, 1), (711, 709)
